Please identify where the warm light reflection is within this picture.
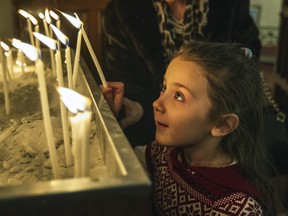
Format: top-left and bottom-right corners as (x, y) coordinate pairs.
(58, 87), (91, 114)
(1, 41), (9, 51)
(60, 11), (82, 29)
(50, 10), (59, 20)
(33, 32), (57, 50)
(39, 12), (45, 20)
(19, 9), (38, 25)
(51, 24), (69, 45)
(29, 14), (38, 25)
(45, 9), (52, 24)
(18, 9), (30, 18)
(12, 39), (38, 61)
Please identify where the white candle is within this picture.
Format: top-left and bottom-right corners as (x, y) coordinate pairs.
(15, 40), (60, 179)
(55, 49), (73, 167)
(26, 19), (35, 46)
(18, 10), (35, 46)
(70, 110), (91, 177)
(81, 26), (107, 87)
(50, 24), (73, 89)
(65, 46), (73, 89)
(34, 24), (41, 50)
(58, 11), (83, 89)
(58, 87), (92, 178)
(36, 16), (56, 77)
(5, 51), (15, 92)
(1, 41), (15, 88)
(39, 13), (50, 38)
(36, 58), (60, 178)
(0, 39), (10, 115)
(72, 29), (82, 89)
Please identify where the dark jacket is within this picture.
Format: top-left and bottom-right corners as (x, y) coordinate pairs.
(102, 0), (261, 147)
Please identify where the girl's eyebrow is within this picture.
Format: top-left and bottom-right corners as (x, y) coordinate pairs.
(174, 83), (194, 95)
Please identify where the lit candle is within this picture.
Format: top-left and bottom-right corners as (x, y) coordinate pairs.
(18, 9), (35, 46)
(51, 24), (73, 89)
(1, 42), (15, 91)
(59, 11), (83, 89)
(0, 38), (10, 115)
(76, 13), (107, 88)
(28, 13), (40, 51)
(14, 40), (60, 179)
(39, 12), (56, 77)
(34, 32), (72, 167)
(61, 11), (107, 88)
(39, 12), (49, 37)
(58, 87), (92, 177)
(45, 9), (53, 38)
(50, 10), (61, 45)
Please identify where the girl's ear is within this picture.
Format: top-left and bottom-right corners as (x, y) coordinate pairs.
(211, 114), (239, 137)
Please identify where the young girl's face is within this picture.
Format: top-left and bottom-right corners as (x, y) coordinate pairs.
(153, 57), (215, 147)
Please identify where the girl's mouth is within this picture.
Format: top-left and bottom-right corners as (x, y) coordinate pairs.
(155, 120), (168, 128)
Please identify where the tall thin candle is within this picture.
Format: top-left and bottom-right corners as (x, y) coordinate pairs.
(0, 39), (10, 115)
(39, 12), (56, 77)
(51, 24), (73, 89)
(18, 10), (35, 46)
(14, 40), (60, 178)
(58, 11), (83, 89)
(34, 32), (72, 167)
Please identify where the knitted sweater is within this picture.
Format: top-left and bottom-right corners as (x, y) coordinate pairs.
(145, 142), (264, 216)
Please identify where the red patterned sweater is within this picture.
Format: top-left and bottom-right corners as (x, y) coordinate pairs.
(145, 141), (264, 216)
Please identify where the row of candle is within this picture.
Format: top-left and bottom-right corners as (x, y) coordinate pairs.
(0, 8), (107, 179)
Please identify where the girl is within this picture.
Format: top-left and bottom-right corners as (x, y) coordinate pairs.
(101, 41), (275, 215)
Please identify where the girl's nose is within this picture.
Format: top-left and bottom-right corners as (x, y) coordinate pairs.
(153, 97), (165, 113)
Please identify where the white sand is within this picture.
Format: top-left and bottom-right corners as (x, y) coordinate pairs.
(0, 69), (106, 186)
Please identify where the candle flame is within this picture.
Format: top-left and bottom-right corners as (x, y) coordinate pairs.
(60, 11), (82, 29)
(19, 9), (38, 25)
(51, 24), (69, 46)
(29, 14), (38, 25)
(58, 87), (91, 114)
(33, 32), (57, 50)
(45, 9), (52, 24)
(50, 10), (59, 20)
(18, 9), (30, 18)
(0, 41), (9, 51)
(12, 39), (38, 61)
(39, 12), (45, 19)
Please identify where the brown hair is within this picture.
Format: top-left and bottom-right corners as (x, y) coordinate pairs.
(176, 41), (275, 215)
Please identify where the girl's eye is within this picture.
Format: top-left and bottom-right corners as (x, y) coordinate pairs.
(160, 84), (166, 93)
(174, 92), (184, 101)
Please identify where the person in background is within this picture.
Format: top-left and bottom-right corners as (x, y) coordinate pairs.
(100, 41), (275, 215)
(102, 0), (261, 147)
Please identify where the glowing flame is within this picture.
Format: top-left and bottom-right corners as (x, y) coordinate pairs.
(33, 32), (57, 50)
(51, 24), (69, 45)
(19, 9), (38, 25)
(58, 87), (91, 114)
(18, 9), (30, 18)
(60, 11), (82, 29)
(50, 10), (59, 20)
(39, 12), (45, 20)
(45, 9), (52, 24)
(0, 41), (9, 51)
(29, 14), (38, 25)
(11, 39), (38, 61)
